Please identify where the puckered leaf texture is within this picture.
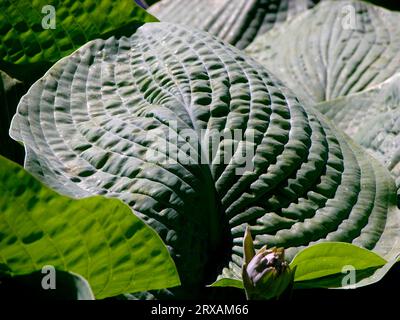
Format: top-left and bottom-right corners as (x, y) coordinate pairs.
(0, 0), (157, 82)
(0, 155), (180, 299)
(246, 0), (400, 105)
(10, 22), (400, 291)
(148, 0), (321, 49)
(316, 73), (400, 198)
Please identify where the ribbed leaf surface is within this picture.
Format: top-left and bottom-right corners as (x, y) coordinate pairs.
(11, 22), (400, 287)
(317, 73), (400, 195)
(246, 0), (400, 104)
(0, 0), (157, 82)
(148, 0), (321, 49)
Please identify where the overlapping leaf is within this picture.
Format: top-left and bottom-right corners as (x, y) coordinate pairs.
(246, 0), (400, 105)
(0, 0), (157, 163)
(0, 0), (157, 83)
(316, 73), (400, 196)
(148, 0), (321, 49)
(10, 22), (400, 291)
(0, 155), (180, 299)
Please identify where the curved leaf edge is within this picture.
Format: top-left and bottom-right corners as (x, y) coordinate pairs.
(0, 155), (181, 299)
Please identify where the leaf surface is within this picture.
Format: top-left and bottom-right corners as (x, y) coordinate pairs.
(10, 22), (400, 290)
(316, 74), (400, 197)
(0, 156), (180, 299)
(0, 0), (157, 82)
(246, 0), (400, 104)
(149, 0), (321, 49)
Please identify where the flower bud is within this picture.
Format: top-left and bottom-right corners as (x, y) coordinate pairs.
(242, 225), (294, 300)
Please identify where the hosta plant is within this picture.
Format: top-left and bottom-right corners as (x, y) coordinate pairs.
(2, 0), (400, 300)
(148, 0), (322, 49)
(9, 19), (400, 297)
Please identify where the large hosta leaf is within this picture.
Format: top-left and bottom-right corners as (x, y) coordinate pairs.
(0, 155), (180, 299)
(10, 22), (400, 292)
(316, 73), (400, 196)
(0, 0), (157, 83)
(148, 0), (321, 49)
(246, 0), (400, 105)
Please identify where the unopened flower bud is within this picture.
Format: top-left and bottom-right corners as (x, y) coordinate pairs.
(242, 225), (294, 300)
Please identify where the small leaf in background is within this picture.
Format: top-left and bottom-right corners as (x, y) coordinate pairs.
(0, 155), (180, 299)
(0, 0), (158, 165)
(9, 22), (400, 295)
(148, 0), (322, 49)
(290, 242), (387, 288)
(0, 269), (94, 300)
(246, 0), (400, 105)
(316, 73), (400, 199)
(0, 0), (158, 83)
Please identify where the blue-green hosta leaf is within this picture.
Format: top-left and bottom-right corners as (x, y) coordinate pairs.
(246, 0), (400, 105)
(0, 0), (158, 164)
(0, 155), (180, 299)
(0, 70), (25, 163)
(0, 0), (157, 82)
(316, 74), (400, 197)
(10, 22), (400, 292)
(0, 269), (95, 300)
(148, 0), (322, 49)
